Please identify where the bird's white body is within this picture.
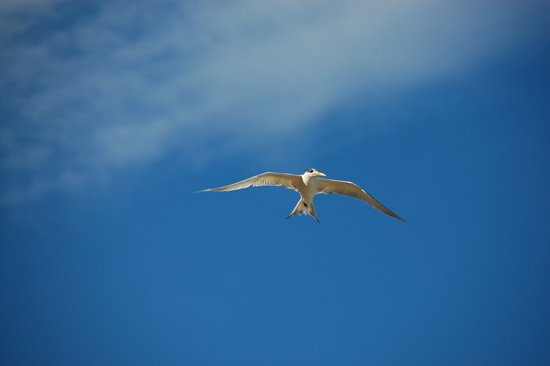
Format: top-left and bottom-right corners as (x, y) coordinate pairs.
(286, 171), (323, 222)
(300, 171), (321, 204)
(201, 168), (407, 224)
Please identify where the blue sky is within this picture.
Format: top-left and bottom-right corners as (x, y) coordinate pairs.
(1, 0), (549, 365)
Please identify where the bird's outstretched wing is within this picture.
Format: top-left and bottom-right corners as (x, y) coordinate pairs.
(201, 172), (302, 192)
(316, 178), (407, 222)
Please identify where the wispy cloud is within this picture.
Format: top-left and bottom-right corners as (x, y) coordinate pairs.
(0, 0), (546, 203)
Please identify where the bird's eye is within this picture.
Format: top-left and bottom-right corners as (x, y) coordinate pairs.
(308, 169), (313, 173)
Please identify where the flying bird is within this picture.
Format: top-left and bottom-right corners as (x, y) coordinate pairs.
(200, 168), (408, 224)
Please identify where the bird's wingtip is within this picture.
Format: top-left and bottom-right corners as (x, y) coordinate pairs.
(395, 216), (419, 230)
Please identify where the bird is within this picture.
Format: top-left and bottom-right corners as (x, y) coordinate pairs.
(199, 168), (408, 224)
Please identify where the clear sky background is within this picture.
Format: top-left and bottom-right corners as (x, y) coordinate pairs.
(1, 1), (549, 365)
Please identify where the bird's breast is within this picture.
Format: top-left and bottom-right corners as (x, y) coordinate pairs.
(300, 179), (318, 203)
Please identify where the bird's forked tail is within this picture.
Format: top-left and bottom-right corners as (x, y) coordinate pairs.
(284, 198), (320, 224)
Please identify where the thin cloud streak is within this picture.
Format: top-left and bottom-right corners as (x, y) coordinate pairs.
(0, 0), (546, 203)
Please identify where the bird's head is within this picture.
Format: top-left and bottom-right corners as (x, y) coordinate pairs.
(303, 168), (326, 181)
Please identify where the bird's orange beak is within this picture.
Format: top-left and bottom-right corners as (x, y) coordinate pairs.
(315, 172), (326, 177)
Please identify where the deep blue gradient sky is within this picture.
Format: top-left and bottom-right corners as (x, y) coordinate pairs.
(1, 1), (550, 365)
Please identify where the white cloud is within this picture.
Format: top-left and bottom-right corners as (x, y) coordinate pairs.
(0, 0), (547, 203)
